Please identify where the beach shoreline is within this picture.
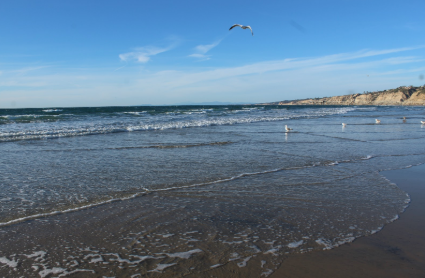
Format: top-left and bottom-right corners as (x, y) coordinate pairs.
(270, 164), (425, 278)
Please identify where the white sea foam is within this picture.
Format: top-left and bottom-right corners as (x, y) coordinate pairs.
(114, 254), (155, 264)
(84, 254), (104, 263)
(237, 256), (252, 267)
(361, 155), (374, 160)
(337, 237), (355, 245)
(161, 233), (174, 238)
(106, 253), (135, 264)
(250, 245), (261, 253)
(390, 215), (399, 222)
(223, 240), (244, 244)
(42, 109), (63, 112)
(0, 257), (18, 268)
(287, 240), (304, 248)
(261, 269), (274, 277)
(0, 197), (124, 227)
(315, 238), (333, 250)
(183, 231), (198, 235)
(264, 246), (281, 256)
(164, 249), (202, 259)
(24, 251), (46, 259)
(229, 252), (240, 261)
(149, 263), (176, 272)
(39, 267), (66, 278)
(123, 111), (147, 115)
(370, 227), (383, 234)
(68, 260), (79, 267)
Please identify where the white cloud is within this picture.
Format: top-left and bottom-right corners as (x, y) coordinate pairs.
(2, 45), (425, 108)
(119, 46), (168, 63)
(12, 66), (50, 75)
(189, 39), (222, 61)
(194, 41), (221, 53)
(188, 53), (207, 59)
(119, 41), (177, 63)
(153, 46), (425, 89)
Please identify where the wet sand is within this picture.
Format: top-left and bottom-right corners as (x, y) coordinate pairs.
(0, 165), (423, 277)
(270, 164), (425, 278)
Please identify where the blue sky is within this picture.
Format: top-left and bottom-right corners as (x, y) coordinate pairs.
(1, 0), (425, 108)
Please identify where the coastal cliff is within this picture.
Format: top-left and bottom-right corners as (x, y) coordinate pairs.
(268, 85), (425, 106)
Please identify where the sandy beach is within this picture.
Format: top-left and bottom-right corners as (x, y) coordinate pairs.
(271, 164), (425, 278)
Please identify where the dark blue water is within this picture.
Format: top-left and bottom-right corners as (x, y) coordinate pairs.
(0, 105), (424, 277)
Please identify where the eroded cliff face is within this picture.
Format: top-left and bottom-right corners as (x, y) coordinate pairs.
(275, 86), (425, 106)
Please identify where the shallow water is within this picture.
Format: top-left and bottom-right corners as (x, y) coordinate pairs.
(0, 105), (424, 277)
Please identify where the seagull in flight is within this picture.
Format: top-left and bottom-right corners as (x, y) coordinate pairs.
(229, 24), (254, 36)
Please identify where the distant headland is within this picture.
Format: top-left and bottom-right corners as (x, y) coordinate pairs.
(262, 85), (425, 106)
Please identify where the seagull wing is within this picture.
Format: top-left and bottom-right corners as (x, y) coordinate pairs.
(229, 24), (242, 30)
(246, 26), (254, 36)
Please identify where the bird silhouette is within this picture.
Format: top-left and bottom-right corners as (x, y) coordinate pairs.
(229, 24), (253, 36)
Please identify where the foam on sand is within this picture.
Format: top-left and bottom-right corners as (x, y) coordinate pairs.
(0, 257), (18, 268)
(149, 263), (176, 272)
(288, 240), (304, 248)
(164, 249), (203, 259)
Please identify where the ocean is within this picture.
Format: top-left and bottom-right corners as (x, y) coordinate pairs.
(0, 105), (424, 277)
